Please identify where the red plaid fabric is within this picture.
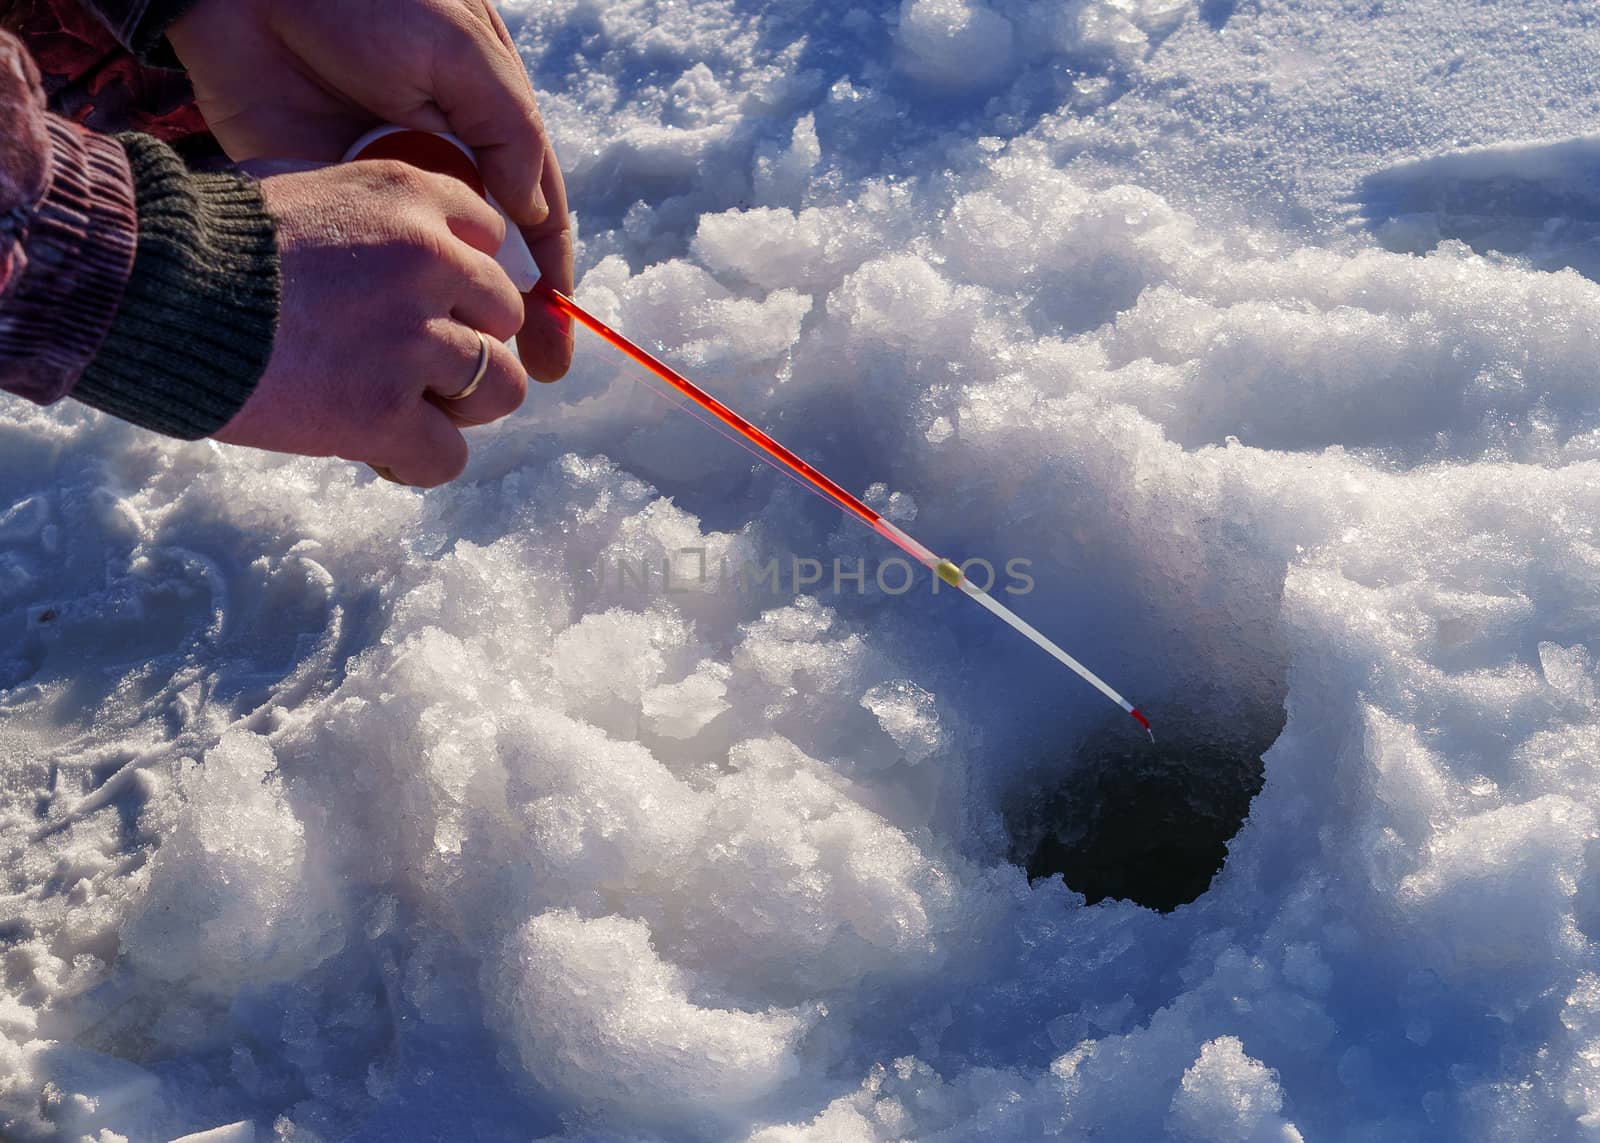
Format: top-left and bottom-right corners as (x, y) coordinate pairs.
(0, 0), (209, 146)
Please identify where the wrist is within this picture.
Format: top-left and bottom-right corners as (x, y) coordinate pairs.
(71, 135), (281, 440)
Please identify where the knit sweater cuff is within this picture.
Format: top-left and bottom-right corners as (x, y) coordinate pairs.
(72, 133), (279, 440)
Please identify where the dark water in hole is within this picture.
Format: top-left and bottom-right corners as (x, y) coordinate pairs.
(1011, 708), (1284, 913)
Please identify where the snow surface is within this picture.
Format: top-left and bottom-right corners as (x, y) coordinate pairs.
(6, 0), (1600, 1139)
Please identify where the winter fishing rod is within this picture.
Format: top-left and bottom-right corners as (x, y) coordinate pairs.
(345, 127), (1153, 740)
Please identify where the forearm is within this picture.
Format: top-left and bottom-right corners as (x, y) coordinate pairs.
(73, 134), (280, 439)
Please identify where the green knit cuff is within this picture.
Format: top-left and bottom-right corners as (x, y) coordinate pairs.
(72, 133), (279, 441)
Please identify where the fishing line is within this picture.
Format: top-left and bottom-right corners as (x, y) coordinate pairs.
(343, 125), (1155, 739)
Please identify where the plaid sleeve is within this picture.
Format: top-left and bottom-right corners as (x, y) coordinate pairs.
(2, 0), (213, 147)
(0, 26), (139, 406)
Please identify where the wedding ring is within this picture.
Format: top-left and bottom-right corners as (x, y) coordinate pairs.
(446, 331), (491, 401)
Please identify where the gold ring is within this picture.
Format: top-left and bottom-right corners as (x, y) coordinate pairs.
(445, 331), (491, 401)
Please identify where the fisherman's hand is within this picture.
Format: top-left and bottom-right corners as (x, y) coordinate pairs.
(212, 161), (528, 487)
(165, 0), (572, 382)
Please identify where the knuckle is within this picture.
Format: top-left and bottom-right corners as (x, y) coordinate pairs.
(480, 202), (509, 245)
(453, 201), (505, 255)
(426, 176), (502, 237)
(363, 158), (428, 196)
(412, 168), (476, 214)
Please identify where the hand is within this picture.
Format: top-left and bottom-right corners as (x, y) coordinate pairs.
(213, 161), (528, 487)
(166, 0), (573, 382)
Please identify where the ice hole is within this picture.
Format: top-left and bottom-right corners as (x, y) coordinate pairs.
(1009, 703), (1285, 913)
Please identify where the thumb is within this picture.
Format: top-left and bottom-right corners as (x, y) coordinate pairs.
(425, 17), (550, 227)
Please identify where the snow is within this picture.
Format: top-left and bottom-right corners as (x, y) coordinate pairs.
(167, 1125), (255, 1143)
(894, 0), (1015, 93)
(489, 910), (811, 1128)
(1168, 1036), (1300, 1143)
(6, 0), (1600, 1139)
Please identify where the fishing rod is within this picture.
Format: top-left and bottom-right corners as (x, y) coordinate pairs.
(345, 127), (1153, 740)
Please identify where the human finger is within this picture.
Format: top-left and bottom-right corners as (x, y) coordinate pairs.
(426, 322), (528, 426)
(449, 246), (525, 343)
(405, 165), (508, 257)
(516, 145), (575, 383)
(478, 0), (521, 58)
(522, 143), (572, 292)
(428, 6), (550, 229)
(376, 399), (470, 487)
